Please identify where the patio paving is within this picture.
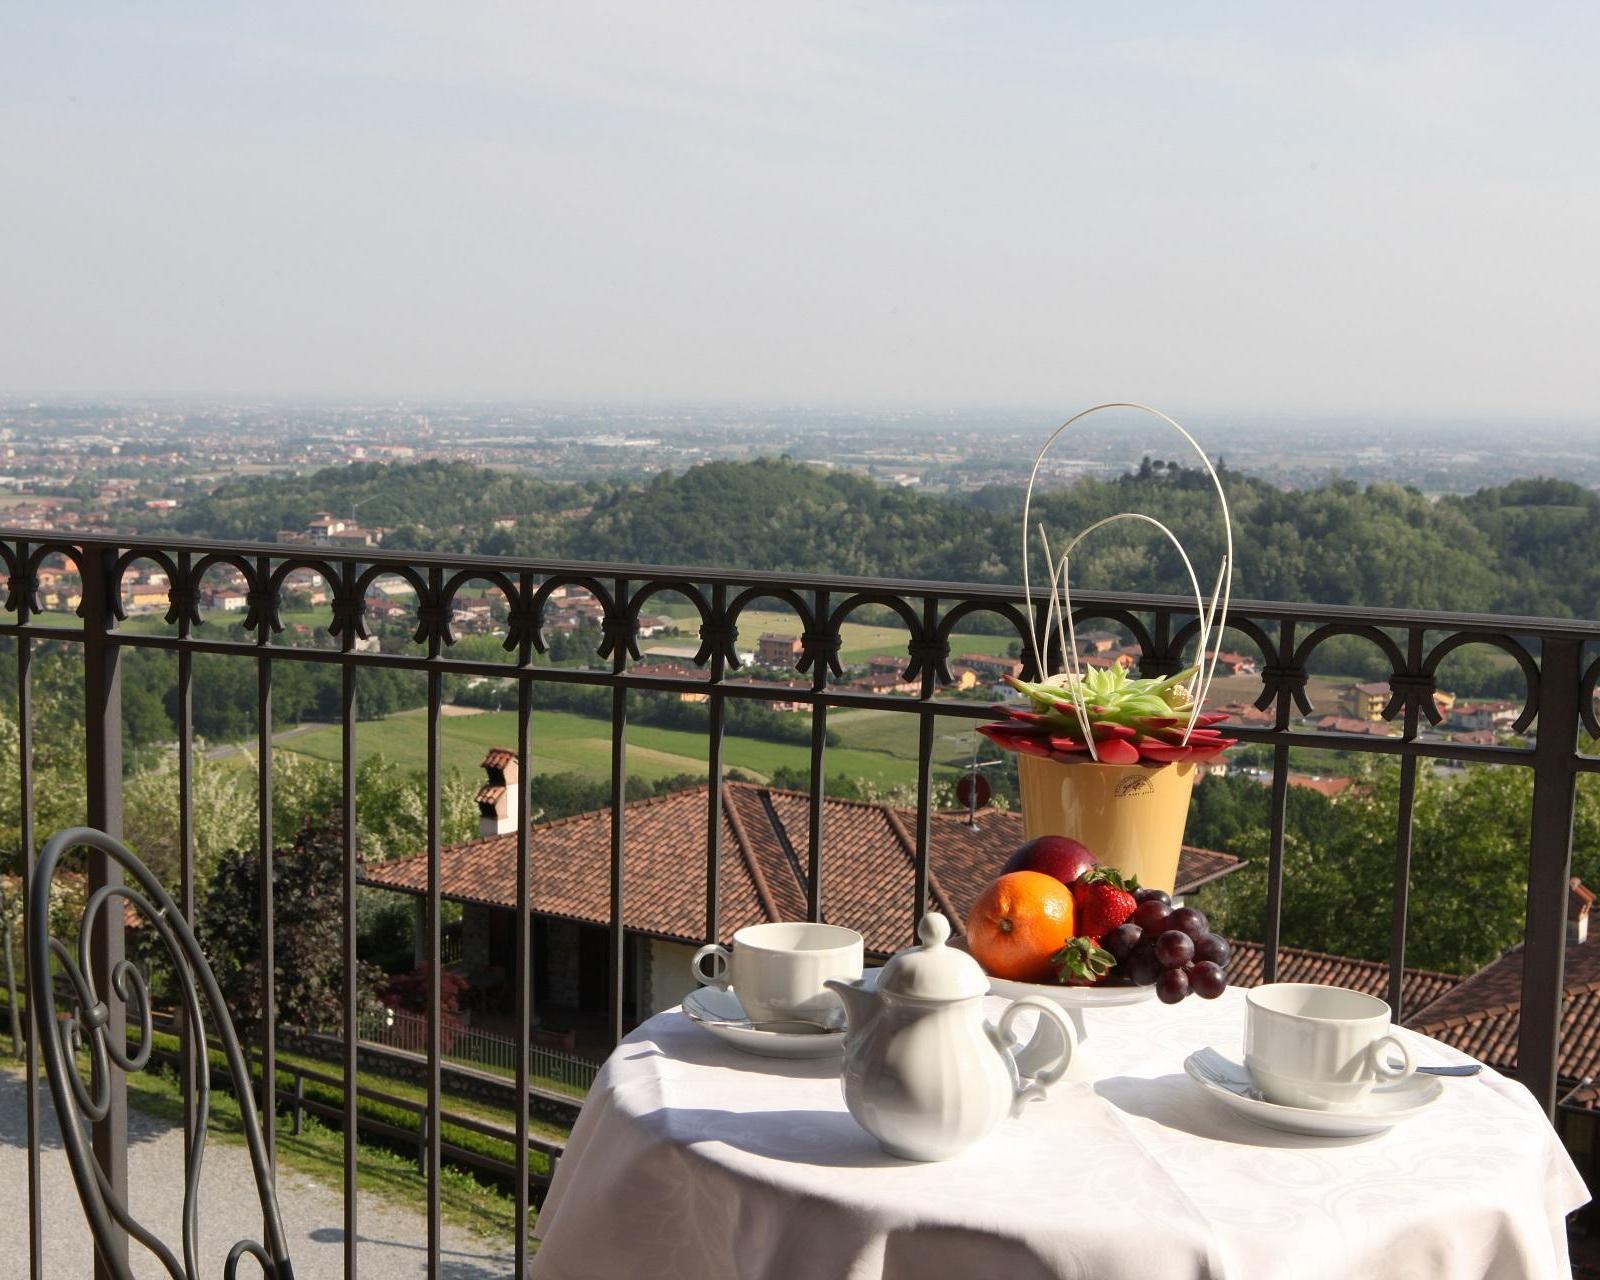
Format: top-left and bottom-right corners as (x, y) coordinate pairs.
(0, 1066), (518, 1278)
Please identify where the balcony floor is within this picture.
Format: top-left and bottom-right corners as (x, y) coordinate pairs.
(0, 1066), (516, 1278)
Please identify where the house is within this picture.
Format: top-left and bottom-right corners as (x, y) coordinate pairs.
(1315, 714), (1396, 737)
(1279, 773), (1357, 799)
(629, 662), (712, 702)
(1228, 940), (1461, 1017)
(1449, 701), (1518, 733)
(847, 671), (920, 697)
(1204, 650), (1259, 677)
(1075, 630), (1119, 655)
(1342, 680), (1454, 723)
(757, 633), (804, 666)
(361, 752), (1246, 1033)
(860, 654), (971, 692)
(123, 584), (170, 614)
(1342, 681), (1391, 721)
(1402, 880), (1600, 1196)
(954, 653), (1023, 682)
(940, 665), (982, 692)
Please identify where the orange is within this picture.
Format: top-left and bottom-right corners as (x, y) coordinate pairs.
(965, 870), (1077, 983)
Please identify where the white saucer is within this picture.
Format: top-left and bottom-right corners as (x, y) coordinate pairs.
(1183, 1047), (1444, 1137)
(681, 986), (847, 1058)
(987, 974), (1157, 1009)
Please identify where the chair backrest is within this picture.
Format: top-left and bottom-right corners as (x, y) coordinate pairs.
(26, 826), (294, 1280)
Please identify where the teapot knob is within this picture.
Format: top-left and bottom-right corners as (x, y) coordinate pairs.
(917, 912), (951, 947)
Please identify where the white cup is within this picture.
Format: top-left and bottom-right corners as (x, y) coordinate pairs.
(1245, 983), (1415, 1111)
(691, 922), (864, 1026)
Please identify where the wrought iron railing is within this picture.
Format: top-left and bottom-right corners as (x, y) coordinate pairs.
(3, 528), (1597, 1278)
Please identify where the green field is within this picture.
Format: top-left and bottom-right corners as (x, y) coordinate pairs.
(279, 704), (959, 789)
(651, 603), (1019, 667)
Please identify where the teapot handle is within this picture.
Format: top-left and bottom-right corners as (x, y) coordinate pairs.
(998, 997), (1076, 1115)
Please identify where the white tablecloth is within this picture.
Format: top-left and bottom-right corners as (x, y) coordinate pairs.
(533, 988), (1588, 1280)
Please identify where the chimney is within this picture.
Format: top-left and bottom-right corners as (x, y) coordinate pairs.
(476, 748), (521, 838)
(1569, 878), (1594, 946)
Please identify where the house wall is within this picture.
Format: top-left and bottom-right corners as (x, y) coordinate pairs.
(461, 903), (493, 968)
(544, 918), (582, 1007)
(640, 938), (701, 1018)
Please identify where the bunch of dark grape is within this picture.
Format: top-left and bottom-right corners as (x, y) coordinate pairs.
(1101, 890), (1230, 1005)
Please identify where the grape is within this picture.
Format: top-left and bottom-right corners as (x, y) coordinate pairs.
(1134, 888), (1171, 907)
(1103, 922), (1143, 963)
(1190, 961), (1227, 999)
(1154, 929), (1194, 969)
(1166, 907), (1209, 941)
(1132, 899), (1172, 933)
(1156, 968), (1190, 1004)
(1125, 943), (1162, 986)
(1193, 933), (1231, 967)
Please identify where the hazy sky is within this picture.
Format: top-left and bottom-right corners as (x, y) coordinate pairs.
(3, 4), (1597, 418)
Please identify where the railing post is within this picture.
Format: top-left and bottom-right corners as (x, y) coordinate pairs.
(81, 545), (128, 1280)
(291, 1069), (304, 1137)
(1518, 636), (1583, 1115)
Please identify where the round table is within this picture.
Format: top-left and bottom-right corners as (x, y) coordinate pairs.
(532, 988), (1587, 1279)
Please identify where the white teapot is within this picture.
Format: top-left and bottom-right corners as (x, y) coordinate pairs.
(826, 912), (1075, 1161)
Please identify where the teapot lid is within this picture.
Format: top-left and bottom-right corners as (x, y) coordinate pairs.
(877, 912), (990, 1000)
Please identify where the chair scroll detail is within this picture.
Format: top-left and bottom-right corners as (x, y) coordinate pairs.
(26, 827), (294, 1280)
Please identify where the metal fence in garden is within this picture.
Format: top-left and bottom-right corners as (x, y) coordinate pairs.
(360, 1007), (600, 1094)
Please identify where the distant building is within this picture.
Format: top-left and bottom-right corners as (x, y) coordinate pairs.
(955, 653), (1023, 682)
(363, 764), (1244, 1034)
(757, 633), (804, 666)
(1342, 680), (1454, 722)
(1449, 701), (1518, 732)
(1316, 714), (1396, 737)
(1342, 681), (1391, 721)
(1204, 650), (1259, 677)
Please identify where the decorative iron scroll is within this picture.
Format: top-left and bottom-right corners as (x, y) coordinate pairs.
(27, 827), (293, 1280)
(0, 531), (1585, 751)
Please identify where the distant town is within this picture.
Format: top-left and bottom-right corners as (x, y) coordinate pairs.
(2, 400), (1597, 538)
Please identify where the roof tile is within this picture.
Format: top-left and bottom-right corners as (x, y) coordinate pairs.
(361, 782), (1243, 956)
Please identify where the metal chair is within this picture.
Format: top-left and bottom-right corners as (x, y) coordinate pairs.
(27, 826), (294, 1279)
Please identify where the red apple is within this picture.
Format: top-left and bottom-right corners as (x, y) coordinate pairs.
(1000, 835), (1098, 887)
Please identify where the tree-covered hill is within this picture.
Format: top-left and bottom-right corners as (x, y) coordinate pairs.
(141, 456), (1600, 620)
(560, 459), (1598, 618)
(157, 459), (590, 548)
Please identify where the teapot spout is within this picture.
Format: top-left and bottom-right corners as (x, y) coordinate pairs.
(826, 977), (880, 1034)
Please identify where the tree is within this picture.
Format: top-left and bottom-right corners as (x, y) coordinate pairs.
(1194, 759), (1600, 975)
(198, 824), (385, 1037)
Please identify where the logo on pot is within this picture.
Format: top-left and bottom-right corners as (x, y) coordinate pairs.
(1114, 774), (1156, 799)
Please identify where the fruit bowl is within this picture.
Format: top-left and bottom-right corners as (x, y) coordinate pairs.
(985, 974), (1157, 1010)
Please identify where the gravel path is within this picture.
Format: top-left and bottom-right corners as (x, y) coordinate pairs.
(0, 1066), (520, 1277)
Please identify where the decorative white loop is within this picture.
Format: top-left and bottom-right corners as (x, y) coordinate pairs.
(1021, 404), (1234, 758)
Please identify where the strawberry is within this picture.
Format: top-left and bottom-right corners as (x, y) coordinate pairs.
(1071, 867), (1139, 942)
(1051, 935), (1116, 985)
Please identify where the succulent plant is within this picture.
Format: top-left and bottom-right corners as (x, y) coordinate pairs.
(976, 665), (1237, 766)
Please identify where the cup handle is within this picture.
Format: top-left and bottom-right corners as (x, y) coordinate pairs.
(1370, 1033), (1415, 1082)
(691, 944), (731, 990)
(998, 997), (1077, 1114)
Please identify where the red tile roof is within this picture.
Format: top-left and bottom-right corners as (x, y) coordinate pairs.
(1283, 773), (1356, 799)
(1404, 898), (1600, 1106)
(361, 782), (1244, 957)
(1228, 940), (1462, 1018)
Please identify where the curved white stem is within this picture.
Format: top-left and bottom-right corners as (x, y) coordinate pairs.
(1021, 404), (1234, 746)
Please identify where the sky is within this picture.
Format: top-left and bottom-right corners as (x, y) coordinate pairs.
(2, 3), (1597, 420)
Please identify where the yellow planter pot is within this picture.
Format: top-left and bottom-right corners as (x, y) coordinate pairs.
(1016, 755), (1198, 894)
